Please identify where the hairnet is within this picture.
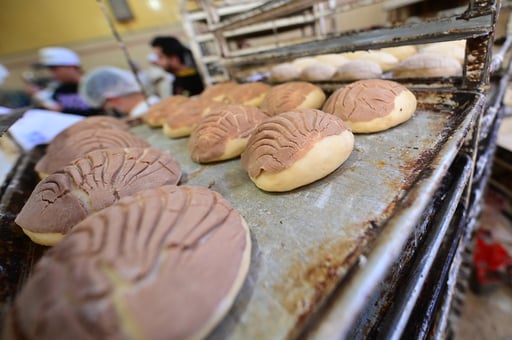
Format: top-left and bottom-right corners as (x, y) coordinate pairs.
(79, 66), (141, 108)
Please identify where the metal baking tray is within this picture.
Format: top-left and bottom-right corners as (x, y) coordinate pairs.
(0, 88), (485, 338)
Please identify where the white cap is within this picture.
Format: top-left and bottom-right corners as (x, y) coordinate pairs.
(0, 64), (9, 85)
(147, 53), (158, 63)
(39, 47), (81, 66)
(79, 66), (142, 108)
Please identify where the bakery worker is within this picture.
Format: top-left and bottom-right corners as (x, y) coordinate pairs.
(79, 66), (159, 118)
(32, 47), (102, 116)
(150, 36), (205, 97)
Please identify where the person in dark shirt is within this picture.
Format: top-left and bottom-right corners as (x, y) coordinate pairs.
(150, 36), (205, 97)
(31, 47), (102, 116)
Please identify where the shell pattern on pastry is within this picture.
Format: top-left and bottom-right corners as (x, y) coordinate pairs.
(143, 95), (190, 127)
(188, 104), (269, 163)
(35, 129), (150, 177)
(16, 147), (182, 241)
(6, 185), (251, 340)
(260, 81), (326, 115)
(241, 108), (351, 178)
(322, 79), (408, 122)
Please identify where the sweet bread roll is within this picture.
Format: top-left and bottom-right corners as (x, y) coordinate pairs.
(322, 79), (417, 133)
(35, 128), (150, 178)
(314, 54), (349, 67)
(200, 81), (239, 102)
(391, 52), (462, 78)
(419, 40), (465, 64)
(260, 81), (326, 115)
(332, 60), (383, 81)
(291, 56), (319, 70)
(143, 95), (189, 127)
(189, 104), (268, 163)
(379, 45), (417, 61)
(15, 147), (182, 246)
(300, 62), (336, 81)
(343, 50), (399, 72)
(40, 116), (131, 169)
(162, 97), (219, 138)
(269, 63), (302, 82)
(223, 82), (271, 107)
(5, 185), (251, 340)
(241, 108), (354, 192)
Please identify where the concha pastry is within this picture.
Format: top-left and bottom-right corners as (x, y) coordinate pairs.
(260, 81), (326, 116)
(200, 81), (239, 102)
(16, 147), (182, 246)
(162, 97), (219, 138)
(35, 128), (150, 178)
(188, 104), (269, 163)
(143, 95), (189, 128)
(391, 52), (462, 78)
(5, 185), (251, 340)
(322, 79), (417, 133)
(223, 82), (271, 107)
(241, 108), (354, 192)
(39, 116), (131, 173)
(332, 59), (383, 81)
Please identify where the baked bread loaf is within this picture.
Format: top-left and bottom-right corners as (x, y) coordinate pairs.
(314, 53), (349, 67)
(419, 40), (465, 64)
(223, 82), (271, 107)
(16, 147), (182, 246)
(291, 56), (319, 70)
(40, 116), (131, 171)
(332, 59), (383, 81)
(391, 52), (462, 78)
(189, 104), (268, 163)
(269, 63), (302, 82)
(260, 81), (326, 115)
(322, 79), (417, 133)
(143, 95), (189, 128)
(379, 45), (417, 61)
(300, 62), (336, 81)
(5, 185), (251, 340)
(343, 50), (399, 72)
(200, 81), (239, 102)
(162, 97), (219, 138)
(241, 108), (354, 192)
(35, 128), (150, 178)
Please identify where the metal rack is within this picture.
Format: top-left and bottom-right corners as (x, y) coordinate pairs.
(1, 1), (511, 339)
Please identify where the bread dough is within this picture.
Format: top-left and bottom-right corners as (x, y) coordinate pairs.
(300, 62), (336, 81)
(269, 63), (302, 82)
(391, 52), (462, 78)
(332, 59), (383, 81)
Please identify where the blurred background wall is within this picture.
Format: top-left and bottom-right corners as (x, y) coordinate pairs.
(0, 0), (185, 89)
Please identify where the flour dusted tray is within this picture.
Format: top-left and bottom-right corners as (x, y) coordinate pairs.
(0, 88), (485, 338)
